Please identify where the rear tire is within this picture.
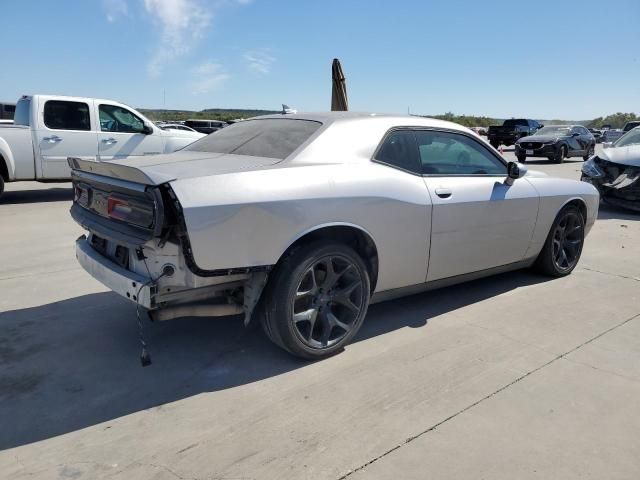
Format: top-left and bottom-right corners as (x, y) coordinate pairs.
(260, 241), (371, 360)
(534, 205), (585, 277)
(0, 175), (4, 200)
(490, 141), (500, 149)
(516, 154), (526, 163)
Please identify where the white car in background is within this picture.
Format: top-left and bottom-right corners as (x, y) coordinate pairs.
(160, 123), (199, 133)
(0, 95), (205, 198)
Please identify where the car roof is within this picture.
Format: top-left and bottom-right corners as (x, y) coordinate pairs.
(253, 111), (471, 133)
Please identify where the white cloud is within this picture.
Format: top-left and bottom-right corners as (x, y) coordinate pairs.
(144, 0), (213, 77)
(243, 50), (276, 75)
(190, 61), (230, 94)
(103, 0), (129, 22)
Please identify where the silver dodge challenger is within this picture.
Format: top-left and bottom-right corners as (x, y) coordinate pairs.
(70, 113), (600, 359)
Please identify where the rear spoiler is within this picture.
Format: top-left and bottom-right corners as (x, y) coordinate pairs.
(67, 157), (175, 186)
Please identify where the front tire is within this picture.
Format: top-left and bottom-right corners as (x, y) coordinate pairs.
(553, 145), (567, 164)
(260, 241), (371, 359)
(583, 145), (595, 161)
(534, 205), (585, 277)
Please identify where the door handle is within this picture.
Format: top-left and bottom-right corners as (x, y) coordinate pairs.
(101, 138), (118, 145)
(434, 188), (452, 198)
(43, 135), (62, 143)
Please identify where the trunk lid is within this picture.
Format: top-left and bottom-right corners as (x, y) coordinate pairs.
(69, 151), (282, 186)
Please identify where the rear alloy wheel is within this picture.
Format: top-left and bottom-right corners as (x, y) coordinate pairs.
(260, 242), (370, 359)
(583, 145), (595, 161)
(534, 205), (585, 276)
(554, 145), (567, 164)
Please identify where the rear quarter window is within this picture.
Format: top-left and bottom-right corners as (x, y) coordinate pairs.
(184, 118), (322, 160)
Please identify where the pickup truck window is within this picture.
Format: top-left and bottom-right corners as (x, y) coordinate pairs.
(503, 119), (529, 127)
(99, 104), (146, 133)
(44, 100), (91, 131)
(184, 118), (322, 160)
(13, 98), (31, 126)
(416, 130), (506, 176)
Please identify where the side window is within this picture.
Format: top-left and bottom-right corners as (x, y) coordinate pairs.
(99, 104), (145, 133)
(415, 130), (506, 175)
(374, 130), (420, 173)
(580, 127), (590, 135)
(43, 100), (91, 131)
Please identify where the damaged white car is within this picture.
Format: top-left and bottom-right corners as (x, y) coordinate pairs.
(70, 113), (599, 361)
(582, 127), (640, 212)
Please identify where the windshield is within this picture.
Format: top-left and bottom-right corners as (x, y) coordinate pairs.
(623, 121), (640, 132)
(536, 126), (571, 136)
(184, 118), (322, 160)
(614, 128), (640, 148)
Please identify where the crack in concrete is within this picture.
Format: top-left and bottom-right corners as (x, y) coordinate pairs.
(580, 266), (640, 283)
(337, 311), (640, 479)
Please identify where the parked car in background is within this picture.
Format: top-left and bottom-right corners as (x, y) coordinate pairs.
(588, 128), (603, 143)
(622, 121), (640, 133)
(603, 128), (624, 144)
(469, 126), (487, 136)
(184, 119), (227, 134)
(160, 123), (199, 133)
(0, 102), (15, 120)
(487, 119), (543, 149)
(0, 95), (204, 198)
(582, 127), (640, 212)
(515, 125), (595, 163)
(69, 112), (598, 360)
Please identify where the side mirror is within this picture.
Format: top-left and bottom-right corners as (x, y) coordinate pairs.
(603, 142), (613, 149)
(572, 132), (580, 137)
(506, 161), (527, 185)
(538, 124), (544, 129)
(142, 122), (154, 135)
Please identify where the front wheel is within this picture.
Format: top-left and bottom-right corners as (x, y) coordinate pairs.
(260, 241), (371, 359)
(534, 205), (585, 277)
(553, 145), (567, 164)
(583, 145), (595, 161)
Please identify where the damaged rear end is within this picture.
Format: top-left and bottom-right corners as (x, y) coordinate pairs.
(582, 153), (640, 212)
(69, 157), (267, 323)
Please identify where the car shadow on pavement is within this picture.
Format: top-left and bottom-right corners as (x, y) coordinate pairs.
(0, 187), (73, 205)
(0, 270), (547, 450)
(597, 203), (639, 221)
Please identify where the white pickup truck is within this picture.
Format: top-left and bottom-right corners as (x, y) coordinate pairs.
(0, 94), (205, 198)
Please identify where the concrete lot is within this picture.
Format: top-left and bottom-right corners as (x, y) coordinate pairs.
(1, 145), (639, 479)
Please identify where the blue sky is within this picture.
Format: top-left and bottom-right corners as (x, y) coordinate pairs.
(1, 0), (638, 119)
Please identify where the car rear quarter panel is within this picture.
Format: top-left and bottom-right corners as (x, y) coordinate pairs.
(169, 162), (432, 292)
(523, 177), (599, 258)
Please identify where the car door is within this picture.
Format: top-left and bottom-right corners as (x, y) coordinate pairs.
(416, 129), (539, 282)
(567, 127), (585, 155)
(35, 98), (98, 178)
(96, 103), (163, 161)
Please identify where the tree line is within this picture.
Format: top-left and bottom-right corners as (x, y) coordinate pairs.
(141, 108), (640, 130)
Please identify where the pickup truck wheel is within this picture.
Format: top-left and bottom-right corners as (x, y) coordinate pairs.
(490, 141), (500, 149)
(260, 241), (370, 359)
(534, 205), (584, 277)
(554, 145), (567, 164)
